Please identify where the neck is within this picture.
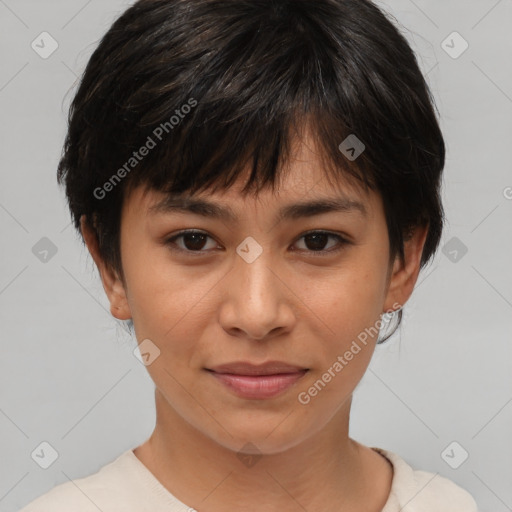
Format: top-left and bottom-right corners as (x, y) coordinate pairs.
(134, 389), (387, 512)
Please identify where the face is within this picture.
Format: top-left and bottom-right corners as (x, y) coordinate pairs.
(85, 134), (425, 455)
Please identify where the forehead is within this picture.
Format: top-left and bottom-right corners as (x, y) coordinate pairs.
(122, 130), (378, 221)
(122, 176), (380, 237)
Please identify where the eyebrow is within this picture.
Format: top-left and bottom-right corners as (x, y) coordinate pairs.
(147, 194), (367, 222)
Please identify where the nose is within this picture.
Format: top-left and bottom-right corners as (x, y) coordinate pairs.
(218, 249), (296, 341)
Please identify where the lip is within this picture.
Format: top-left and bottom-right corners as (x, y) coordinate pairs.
(205, 361), (309, 399)
(207, 361), (308, 376)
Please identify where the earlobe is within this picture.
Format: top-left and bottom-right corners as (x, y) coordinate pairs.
(80, 215), (132, 321)
(383, 224), (429, 313)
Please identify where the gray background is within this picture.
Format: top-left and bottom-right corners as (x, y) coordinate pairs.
(1, 0), (511, 510)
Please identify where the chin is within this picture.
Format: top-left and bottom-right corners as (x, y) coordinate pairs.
(205, 420), (310, 457)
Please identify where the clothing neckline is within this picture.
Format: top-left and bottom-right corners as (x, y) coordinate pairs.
(121, 445), (402, 510)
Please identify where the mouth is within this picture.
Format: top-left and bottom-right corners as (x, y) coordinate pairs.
(205, 362), (309, 399)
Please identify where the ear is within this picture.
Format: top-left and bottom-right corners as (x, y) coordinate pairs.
(80, 215), (131, 321)
(383, 224), (429, 313)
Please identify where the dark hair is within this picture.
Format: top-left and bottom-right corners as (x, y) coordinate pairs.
(57, 0), (445, 342)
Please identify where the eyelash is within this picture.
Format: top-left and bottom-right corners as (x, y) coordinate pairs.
(164, 230), (351, 257)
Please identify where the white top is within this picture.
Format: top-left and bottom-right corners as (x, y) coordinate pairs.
(19, 447), (478, 511)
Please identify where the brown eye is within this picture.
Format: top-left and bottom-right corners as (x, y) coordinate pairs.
(165, 230), (218, 253)
(293, 231), (350, 254)
(164, 229), (350, 256)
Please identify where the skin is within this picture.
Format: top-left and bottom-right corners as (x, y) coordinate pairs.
(81, 131), (428, 512)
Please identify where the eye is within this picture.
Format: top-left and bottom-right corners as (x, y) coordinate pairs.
(292, 230), (350, 255)
(164, 230), (219, 253)
(164, 229), (349, 255)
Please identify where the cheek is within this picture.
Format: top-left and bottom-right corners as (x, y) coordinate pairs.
(308, 258), (388, 347)
(293, 266), (386, 410)
(122, 244), (223, 355)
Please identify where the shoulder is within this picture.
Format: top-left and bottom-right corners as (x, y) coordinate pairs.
(372, 447), (478, 512)
(18, 450), (140, 512)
